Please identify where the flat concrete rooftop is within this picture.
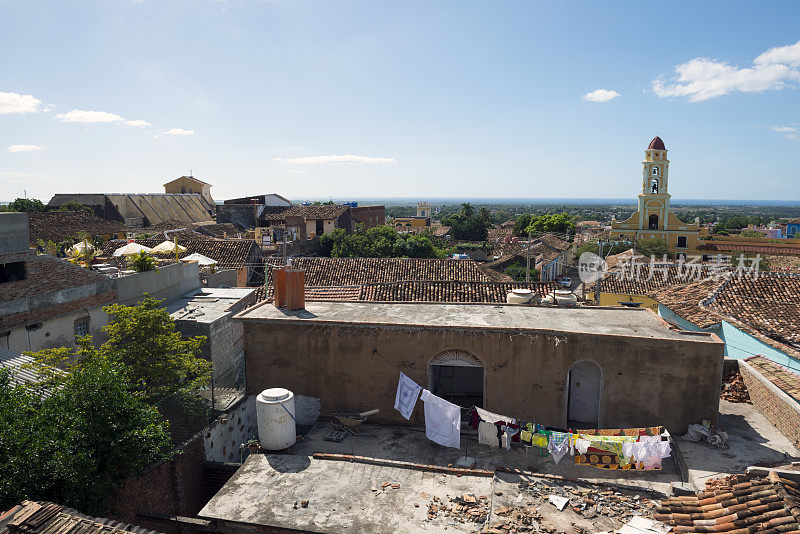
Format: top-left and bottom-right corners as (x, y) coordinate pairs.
(167, 287), (255, 324)
(236, 301), (720, 342)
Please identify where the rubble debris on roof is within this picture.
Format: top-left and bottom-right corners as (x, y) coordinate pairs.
(720, 367), (751, 403)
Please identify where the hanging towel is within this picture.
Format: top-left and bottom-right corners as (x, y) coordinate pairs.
(478, 421), (499, 447)
(419, 389), (461, 449)
(394, 372), (422, 420)
(548, 432), (572, 464)
(475, 407), (516, 425)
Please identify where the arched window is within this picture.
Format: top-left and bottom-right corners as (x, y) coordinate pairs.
(652, 166), (660, 176)
(649, 214), (659, 230)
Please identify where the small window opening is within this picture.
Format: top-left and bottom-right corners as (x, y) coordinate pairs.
(0, 261), (25, 284)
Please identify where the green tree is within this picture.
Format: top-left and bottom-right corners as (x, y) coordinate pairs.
(130, 250), (157, 272)
(460, 202), (474, 219)
(101, 296), (211, 400)
(478, 206), (491, 223)
(55, 201), (92, 213)
(0, 341), (171, 514)
(7, 198), (47, 212)
(633, 237), (668, 258)
(739, 229), (766, 238)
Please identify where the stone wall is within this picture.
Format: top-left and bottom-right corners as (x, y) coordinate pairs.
(739, 359), (800, 448)
(242, 320), (724, 433)
(203, 396), (256, 463)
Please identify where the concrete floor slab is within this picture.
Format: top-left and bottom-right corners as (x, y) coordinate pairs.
(679, 400), (800, 489)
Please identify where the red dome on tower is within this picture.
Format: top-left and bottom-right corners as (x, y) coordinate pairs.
(648, 136), (666, 150)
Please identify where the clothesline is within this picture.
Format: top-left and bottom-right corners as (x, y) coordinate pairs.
(392, 371), (672, 471)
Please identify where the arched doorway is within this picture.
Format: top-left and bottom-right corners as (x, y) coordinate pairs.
(429, 350), (484, 409)
(567, 361), (601, 428)
(648, 214), (659, 230)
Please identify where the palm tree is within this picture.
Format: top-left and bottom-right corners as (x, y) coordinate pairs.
(478, 206), (491, 222)
(460, 202), (474, 219)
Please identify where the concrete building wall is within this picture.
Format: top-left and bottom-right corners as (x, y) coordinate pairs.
(4, 305), (110, 353)
(116, 261), (200, 306)
(241, 320), (724, 433)
(217, 204), (260, 229)
(0, 213), (30, 254)
(206, 269), (238, 288)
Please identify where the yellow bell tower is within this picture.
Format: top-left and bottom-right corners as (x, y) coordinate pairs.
(637, 136), (670, 231)
(610, 136), (707, 255)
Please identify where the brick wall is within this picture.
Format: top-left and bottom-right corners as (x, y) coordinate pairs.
(739, 360), (800, 448)
(109, 435), (208, 534)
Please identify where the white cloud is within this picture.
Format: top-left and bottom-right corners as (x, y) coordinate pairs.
(55, 109), (152, 128)
(0, 92), (42, 114)
(159, 128), (195, 136)
(582, 89), (620, 102)
(124, 119), (151, 127)
(274, 154), (397, 164)
(56, 110), (125, 123)
(755, 41), (800, 67)
(771, 125), (799, 140)
(653, 40), (800, 101)
(7, 144), (44, 153)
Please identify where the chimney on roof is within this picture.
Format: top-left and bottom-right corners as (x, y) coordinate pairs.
(285, 269), (305, 310)
(273, 267), (287, 308)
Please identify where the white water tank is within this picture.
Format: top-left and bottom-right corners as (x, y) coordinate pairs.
(506, 288), (533, 304)
(256, 388), (296, 450)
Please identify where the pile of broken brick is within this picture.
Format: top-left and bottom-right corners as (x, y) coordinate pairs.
(720, 368), (751, 403)
(422, 479), (659, 532)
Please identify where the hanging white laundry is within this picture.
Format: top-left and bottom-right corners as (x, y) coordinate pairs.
(394, 372), (422, 420)
(477, 421), (499, 447)
(475, 407), (516, 425)
(419, 389), (461, 449)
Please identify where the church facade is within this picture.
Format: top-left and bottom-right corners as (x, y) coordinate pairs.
(610, 137), (707, 256)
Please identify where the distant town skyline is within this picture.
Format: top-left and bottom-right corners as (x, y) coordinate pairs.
(1, 1), (799, 202)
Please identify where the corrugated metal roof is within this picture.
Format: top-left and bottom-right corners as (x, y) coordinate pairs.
(0, 348), (39, 388)
(0, 501), (164, 534)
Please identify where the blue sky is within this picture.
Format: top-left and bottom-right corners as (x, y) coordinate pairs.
(1, 1), (799, 202)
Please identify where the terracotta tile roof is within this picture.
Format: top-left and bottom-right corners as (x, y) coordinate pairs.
(745, 356), (800, 402)
(100, 237), (260, 271)
(534, 233), (570, 252)
(654, 472), (800, 533)
(255, 285), (362, 302)
(0, 500), (163, 534)
(270, 257), (494, 286)
(254, 281), (558, 304)
(283, 204), (349, 220)
(586, 264), (724, 296)
(704, 273), (800, 346)
(193, 223), (245, 238)
(651, 277), (727, 328)
(27, 212), (128, 245)
(702, 241), (800, 256)
(358, 281), (558, 303)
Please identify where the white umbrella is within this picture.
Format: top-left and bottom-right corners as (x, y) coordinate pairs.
(180, 252), (218, 267)
(68, 241), (94, 254)
(112, 242), (153, 257)
(151, 240), (188, 254)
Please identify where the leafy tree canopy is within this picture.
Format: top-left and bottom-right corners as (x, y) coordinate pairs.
(0, 341), (171, 514)
(514, 212), (576, 237)
(318, 225), (452, 258)
(5, 198), (47, 212)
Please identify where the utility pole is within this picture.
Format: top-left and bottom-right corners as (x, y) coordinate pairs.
(526, 227), (532, 282)
(596, 239), (604, 303)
